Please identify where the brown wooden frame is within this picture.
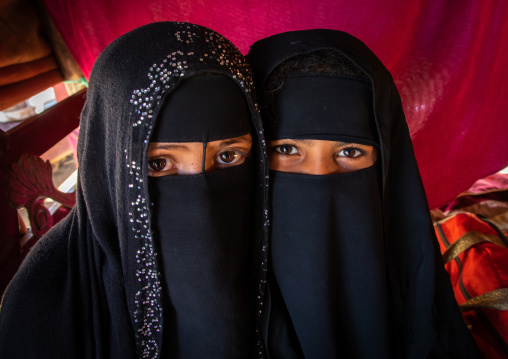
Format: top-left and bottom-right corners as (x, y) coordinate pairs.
(0, 89), (86, 295)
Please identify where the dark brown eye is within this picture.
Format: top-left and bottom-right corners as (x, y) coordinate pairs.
(149, 158), (166, 171)
(218, 150), (237, 164)
(275, 145), (298, 155)
(338, 147), (363, 158)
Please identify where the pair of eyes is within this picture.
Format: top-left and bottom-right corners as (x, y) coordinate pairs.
(148, 149), (246, 173)
(272, 144), (366, 158)
(267, 140), (377, 174)
(147, 134), (253, 176)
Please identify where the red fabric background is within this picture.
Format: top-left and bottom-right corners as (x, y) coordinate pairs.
(436, 213), (508, 358)
(42, 0), (508, 209)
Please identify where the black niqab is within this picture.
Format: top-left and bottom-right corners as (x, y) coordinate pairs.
(151, 74), (251, 142)
(247, 29), (480, 358)
(266, 74), (377, 145)
(148, 74), (254, 357)
(270, 168), (388, 358)
(0, 22), (269, 359)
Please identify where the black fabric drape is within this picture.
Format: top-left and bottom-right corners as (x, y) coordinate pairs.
(268, 168), (389, 358)
(0, 22), (269, 359)
(149, 72), (255, 357)
(247, 29), (480, 358)
(264, 74), (377, 145)
(150, 161), (254, 358)
(151, 74), (251, 143)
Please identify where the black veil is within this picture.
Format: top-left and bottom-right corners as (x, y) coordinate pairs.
(0, 22), (269, 358)
(247, 29), (479, 358)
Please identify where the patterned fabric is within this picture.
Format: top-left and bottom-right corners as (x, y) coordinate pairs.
(436, 212), (508, 359)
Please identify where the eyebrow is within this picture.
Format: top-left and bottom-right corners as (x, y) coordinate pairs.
(293, 139), (314, 146)
(292, 139), (366, 147)
(149, 143), (191, 152)
(217, 137), (253, 148)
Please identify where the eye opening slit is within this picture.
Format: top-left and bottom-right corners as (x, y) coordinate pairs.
(201, 142), (207, 173)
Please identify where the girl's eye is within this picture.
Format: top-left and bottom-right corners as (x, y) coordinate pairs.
(275, 144), (298, 155)
(149, 158), (167, 171)
(337, 147), (365, 158)
(217, 150), (239, 164)
(148, 157), (177, 176)
(215, 150), (248, 167)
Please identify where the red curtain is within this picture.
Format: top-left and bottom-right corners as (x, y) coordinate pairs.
(42, 0), (508, 209)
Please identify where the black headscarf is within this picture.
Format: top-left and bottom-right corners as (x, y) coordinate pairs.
(0, 22), (269, 359)
(247, 30), (480, 358)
